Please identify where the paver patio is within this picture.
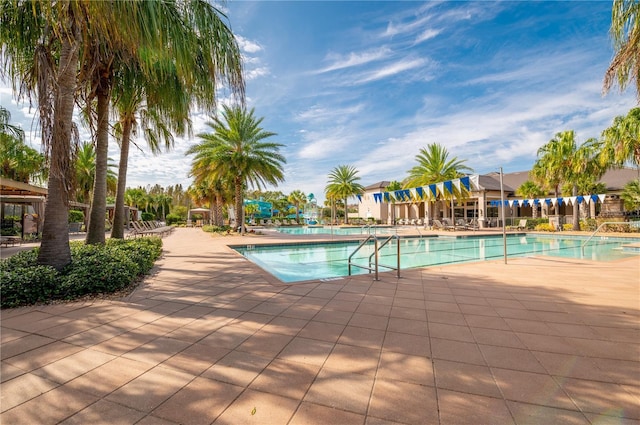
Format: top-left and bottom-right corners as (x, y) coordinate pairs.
(1, 227), (638, 424)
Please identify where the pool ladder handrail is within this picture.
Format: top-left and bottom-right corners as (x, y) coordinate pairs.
(581, 220), (640, 254)
(348, 235), (401, 281)
(368, 235), (401, 279)
(361, 223), (376, 235)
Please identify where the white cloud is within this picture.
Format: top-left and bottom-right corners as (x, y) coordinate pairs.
(316, 47), (393, 74)
(236, 34), (262, 54)
(356, 57), (427, 84)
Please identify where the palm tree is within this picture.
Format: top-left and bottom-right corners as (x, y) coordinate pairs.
(1, 0), (87, 269)
(0, 122), (45, 184)
(187, 105), (286, 235)
(516, 180), (545, 219)
(385, 181), (403, 224)
(600, 108), (640, 168)
(532, 131), (603, 231)
(86, 1), (244, 244)
(288, 190), (307, 224)
(621, 179), (640, 211)
(603, 0), (640, 100)
(0, 106), (24, 142)
(325, 165), (364, 225)
(404, 143), (472, 222)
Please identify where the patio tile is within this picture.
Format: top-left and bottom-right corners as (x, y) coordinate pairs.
(492, 368), (576, 410)
(389, 306), (427, 321)
(515, 332), (581, 355)
(105, 365), (195, 412)
(392, 297), (426, 309)
(277, 337), (334, 366)
(199, 325), (256, 350)
(532, 351), (610, 381)
(478, 345), (546, 373)
(289, 402), (365, 425)
(1, 384), (98, 424)
(429, 322), (475, 342)
(122, 336), (191, 365)
(470, 327), (527, 349)
(0, 327), (27, 344)
(161, 342), (230, 375)
(213, 389), (299, 424)
(387, 317), (429, 336)
(559, 377), (640, 420)
(0, 372), (58, 412)
(591, 357), (640, 386)
(368, 378), (438, 424)
(506, 401), (589, 424)
(431, 338), (486, 365)
(249, 358), (320, 399)
(464, 314), (511, 330)
(438, 389), (514, 425)
(312, 309), (354, 325)
(433, 359), (501, 398)
(348, 312), (389, 330)
(426, 310), (467, 327)
(202, 350), (271, 387)
(323, 343), (381, 376)
(382, 330), (431, 357)
(297, 321), (345, 343)
(4, 340), (84, 372)
(323, 299), (360, 313)
(32, 348), (115, 384)
(304, 368), (374, 414)
(234, 330), (294, 357)
(377, 351), (433, 386)
(0, 362), (25, 383)
(66, 356), (154, 397)
(425, 301), (461, 314)
(59, 399), (146, 425)
(1, 334), (55, 360)
(565, 337), (639, 362)
(339, 326), (386, 350)
(153, 376), (243, 425)
(356, 302), (392, 316)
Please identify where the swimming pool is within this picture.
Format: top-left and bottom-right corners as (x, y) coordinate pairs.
(270, 226), (395, 236)
(234, 234), (640, 283)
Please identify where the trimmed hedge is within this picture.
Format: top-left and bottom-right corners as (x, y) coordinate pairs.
(0, 237), (162, 309)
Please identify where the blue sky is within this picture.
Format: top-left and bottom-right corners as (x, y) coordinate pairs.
(1, 1), (636, 203)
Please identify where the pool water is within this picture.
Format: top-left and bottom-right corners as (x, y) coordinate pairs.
(234, 234), (640, 283)
(271, 226), (395, 236)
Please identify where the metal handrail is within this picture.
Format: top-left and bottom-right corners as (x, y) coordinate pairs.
(369, 235), (401, 278)
(348, 235), (377, 278)
(581, 221), (640, 254)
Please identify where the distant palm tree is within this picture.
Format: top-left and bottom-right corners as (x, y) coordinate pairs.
(187, 105), (286, 235)
(404, 143), (472, 222)
(325, 165), (364, 225)
(603, 0), (640, 100)
(516, 180), (544, 218)
(74, 141), (117, 205)
(621, 179), (640, 211)
(385, 181), (403, 224)
(0, 110), (45, 183)
(600, 108), (640, 168)
(288, 190), (307, 224)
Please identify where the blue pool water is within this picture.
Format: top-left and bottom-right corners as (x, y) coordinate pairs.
(270, 226), (395, 236)
(234, 234), (640, 283)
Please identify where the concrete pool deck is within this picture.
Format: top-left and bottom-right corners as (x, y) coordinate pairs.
(1, 227), (639, 424)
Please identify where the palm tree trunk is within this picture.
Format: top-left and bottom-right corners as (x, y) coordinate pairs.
(215, 196), (224, 226)
(86, 81), (111, 244)
(344, 197), (348, 225)
(37, 28), (78, 271)
(235, 178), (244, 235)
(111, 119), (133, 239)
(572, 184), (580, 231)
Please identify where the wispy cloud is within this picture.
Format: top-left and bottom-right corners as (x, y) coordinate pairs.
(316, 47), (393, 74)
(356, 57), (427, 84)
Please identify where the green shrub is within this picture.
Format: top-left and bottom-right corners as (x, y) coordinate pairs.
(562, 223), (574, 231)
(534, 223), (556, 232)
(141, 212), (155, 221)
(0, 238), (162, 309)
(68, 209), (84, 223)
(202, 224), (232, 233)
(580, 218), (598, 231)
(165, 213), (181, 225)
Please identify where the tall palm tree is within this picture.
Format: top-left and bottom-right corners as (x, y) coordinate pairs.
(187, 105), (286, 235)
(600, 108), (640, 168)
(86, 0), (244, 244)
(288, 190), (307, 224)
(325, 165), (364, 225)
(404, 143), (472, 221)
(516, 180), (545, 219)
(1, 0), (88, 269)
(532, 131), (603, 230)
(603, 0), (640, 100)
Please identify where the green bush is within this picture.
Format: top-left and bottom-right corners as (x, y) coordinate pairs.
(165, 213), (181, 225)
(202, 224), (232, 233)
(68, 209), (84, 223)
(0, 237), (162, 309)
(534, 223), (556, 232)
(562, 223), (574, 231)
(141, 212), (155, 221)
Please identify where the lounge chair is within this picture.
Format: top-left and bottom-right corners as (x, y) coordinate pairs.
(432, 219), (454, 230)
